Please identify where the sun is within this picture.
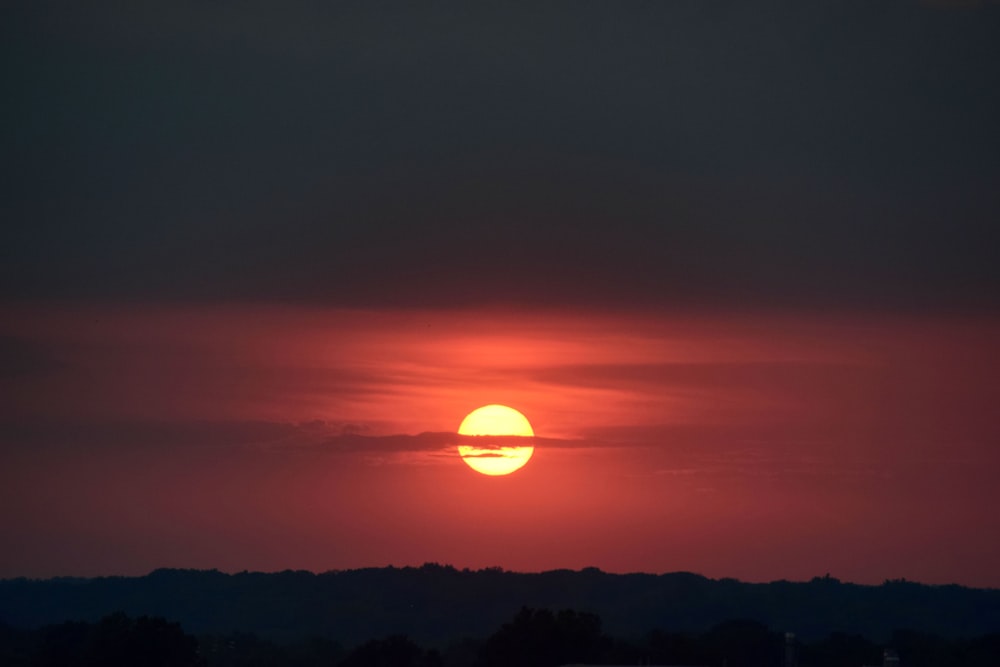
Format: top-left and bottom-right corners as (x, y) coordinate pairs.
(457, 404), (534, 476)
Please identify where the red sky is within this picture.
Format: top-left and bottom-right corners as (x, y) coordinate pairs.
(4, 2), (1000, 590)
(3, 303), (997, 586)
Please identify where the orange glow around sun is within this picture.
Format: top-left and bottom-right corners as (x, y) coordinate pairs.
(457, 404), (534, 476)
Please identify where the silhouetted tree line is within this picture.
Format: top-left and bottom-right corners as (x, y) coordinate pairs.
(2, 608), (1000, 667)
(4, 565), (999, 646)
(0, 612), (199, 666)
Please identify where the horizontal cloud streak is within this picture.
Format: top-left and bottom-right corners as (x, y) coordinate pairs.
(533, 361), (866, 388)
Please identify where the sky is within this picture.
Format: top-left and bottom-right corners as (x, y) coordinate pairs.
(2, 1), (999, 586)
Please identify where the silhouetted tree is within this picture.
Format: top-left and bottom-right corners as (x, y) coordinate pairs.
(891, 628), (965, 667)
(703, 619), (780, 667)
(5, 608), (1000, 667)
(285, 636), (345, 667)
(798, 631), (881, 667)
(439, 636), (483, 667)
(339, 635), (441, 667)
(32, 620), (90, 667)
(91, 612), (200, 666)
(966, 632), (1000, 666)
(0, 621), (32, 667)
(198, 631), (285, 667)
(476, 607), (609, 667)
(644, 628), (711, 666)
(27, 613), (199, 666)
(6, 568), (1000, 644)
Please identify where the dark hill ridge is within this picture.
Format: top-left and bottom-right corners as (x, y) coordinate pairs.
(1, 565), (998, 646)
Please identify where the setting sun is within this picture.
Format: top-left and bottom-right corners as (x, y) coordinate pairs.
(457, 404), (534, 476)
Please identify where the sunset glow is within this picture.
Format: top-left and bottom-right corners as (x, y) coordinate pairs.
(2, 303), (997, 583)
(3, 2), (999, 593)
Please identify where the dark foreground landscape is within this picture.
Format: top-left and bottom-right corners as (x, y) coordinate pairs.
(2, 565), (1000, 666)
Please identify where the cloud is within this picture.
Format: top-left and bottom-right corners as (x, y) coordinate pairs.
(0, 417), (598, 459)
(316, 432), (598, 455)
(0, 418), (364, 452)
(530, 361), (867, 392)
(318, 431), (455, 453)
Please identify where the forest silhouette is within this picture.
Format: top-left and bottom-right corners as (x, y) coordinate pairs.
(4, 607), (1000, 667)
(2, 565), (1000, 665)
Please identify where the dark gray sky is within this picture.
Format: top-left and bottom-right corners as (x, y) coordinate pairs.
(3, 1), (999, 310)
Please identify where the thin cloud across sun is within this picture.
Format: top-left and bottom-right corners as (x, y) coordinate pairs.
(457, 404), (535, 476)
